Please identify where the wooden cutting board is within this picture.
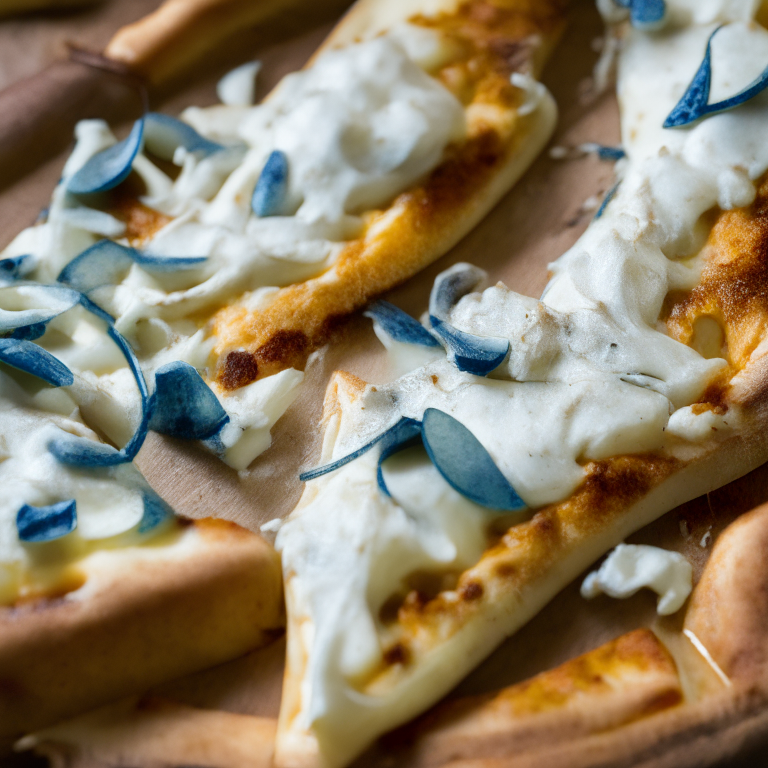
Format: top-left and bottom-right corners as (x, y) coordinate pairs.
(2, 1), (768, 766)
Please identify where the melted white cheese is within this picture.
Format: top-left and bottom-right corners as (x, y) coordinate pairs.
(0, 373), (169, 605)
(581, 543), (693, 615)
(0, 25), (464, 470)
(275, 3), (768, 765)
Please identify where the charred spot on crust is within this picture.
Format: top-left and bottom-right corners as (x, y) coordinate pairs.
(494, 561), (518, 579)
(254, 330), (308, 366)
(582, 459), (659, 509)
(693, 382), (729, 415)
(460, 581), (484, 601)
(218, 331), (311, 389)
(383, 642), (411, 666)
(644, 688), (684, 714)
(220, 350), (259, 390)
(319, 313), (352, 341)
(488, 37), (538, 74)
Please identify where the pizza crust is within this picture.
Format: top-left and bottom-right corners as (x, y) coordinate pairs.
(18, 495), (768, 768)
(0, 518), (283, 745)
(370, 628), (683, 767)
(684, 501), (768, 686)
(0, 0), (99, 17)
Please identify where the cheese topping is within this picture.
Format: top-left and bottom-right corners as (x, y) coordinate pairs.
(581, 543), (693, 615)
(275, 2), (768, 764)
(0, 25), (465, 470)
(0, 372), (172, 605)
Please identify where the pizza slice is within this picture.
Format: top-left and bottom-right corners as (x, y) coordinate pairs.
(14, 628), (681, 768)
(0, 0), (566, 470)
(273, 3), (768, 766)
(0, 281), (283, 744)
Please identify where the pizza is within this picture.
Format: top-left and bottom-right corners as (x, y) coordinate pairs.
(270, 1), (768, 766)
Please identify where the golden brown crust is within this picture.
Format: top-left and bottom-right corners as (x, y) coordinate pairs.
(684, 501), (768, 685)
(664, 173), (768, 406)
(0, 519), (283, 743)
(210, 0), (565, 389)
(22, 698), (277, 768)
(371, 629), (682, 767)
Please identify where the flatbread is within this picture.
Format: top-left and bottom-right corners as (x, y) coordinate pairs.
(0, 0), (566, 751)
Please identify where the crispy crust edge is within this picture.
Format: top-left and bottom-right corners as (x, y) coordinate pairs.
(0, 518), (283, 745)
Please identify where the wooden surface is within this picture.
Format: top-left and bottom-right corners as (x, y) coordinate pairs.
(2, 1), (768, 766)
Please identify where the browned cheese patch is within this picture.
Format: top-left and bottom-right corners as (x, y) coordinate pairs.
(103, 174), (172, 245)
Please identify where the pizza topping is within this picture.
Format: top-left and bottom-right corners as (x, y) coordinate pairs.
(1, 26), (468, 470)
(365, 302), (444, 377)
(301, 408), (525, 511)
(664, 25), (768, 128)
(143, 112), (225, 160)
(580, 142), (626, 161)
(598, 0), (667, 30)
(0, 338), (73, 387)
(364, 301), (441, 349)
(0, 283), (79, 335)
(251, 150), (289, 217)
(0, 282), (177, 586)
(0, 387), (175, 603)
(16, 500), (77, 544)
(148, 360), (229, 440)
(58, 239), (208, 295)
(67, 118), (145, 196)
(593, 180), (620, 218)
(581, 543), (693, 615)
(0, 254), (34, 280)
(420, 408), (526, 511)
(428, 263), (510, 376)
